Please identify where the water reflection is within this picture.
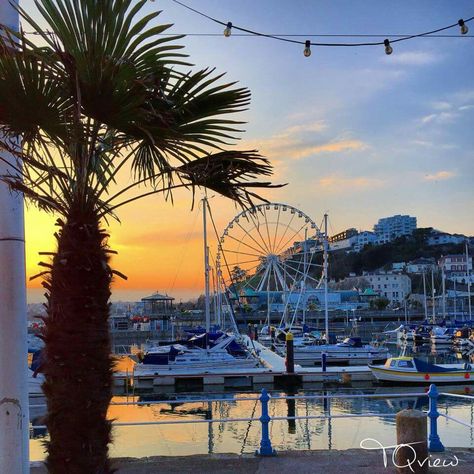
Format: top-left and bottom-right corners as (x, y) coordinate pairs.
(29, 384), (474, 461)
(29, 340), (474, 460)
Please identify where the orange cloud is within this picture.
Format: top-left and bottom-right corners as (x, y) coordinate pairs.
(286, 139), (367, 160)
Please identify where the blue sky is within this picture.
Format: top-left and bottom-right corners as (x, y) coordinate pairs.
(18, 1), (474, 298)
(150, 0), (474, 234)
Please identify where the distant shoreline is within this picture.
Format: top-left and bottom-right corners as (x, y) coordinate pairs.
(27, 287), (200, 304)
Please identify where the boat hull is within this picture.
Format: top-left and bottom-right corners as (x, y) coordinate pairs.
(278, 345), (390, 366)
(369, 365), (474, 384)
(134, 358), (258, 376)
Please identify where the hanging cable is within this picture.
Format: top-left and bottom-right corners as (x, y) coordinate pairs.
(169, 0), (474, 48)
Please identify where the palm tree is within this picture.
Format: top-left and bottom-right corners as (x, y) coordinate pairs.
(0, 1), (278, 472)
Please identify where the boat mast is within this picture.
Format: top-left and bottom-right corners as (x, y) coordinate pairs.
(422, 271), (428, 321)
(302, 228), (308, 325)
(202, 196), (211, 334)
(466, 241), (472, 320)
(323, 214), (329, 342)
(431, 268), (436, 324)
(453, 279), (457, 319)
(441, 264), (446, 320)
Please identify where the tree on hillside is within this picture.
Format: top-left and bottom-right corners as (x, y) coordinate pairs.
(0, 1), (279, 472)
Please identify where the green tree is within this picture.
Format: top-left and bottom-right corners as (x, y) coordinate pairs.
(370, 297), (390, 310)
(0, 1), (278, 472)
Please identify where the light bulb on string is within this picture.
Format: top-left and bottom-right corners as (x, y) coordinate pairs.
(458, 19), (469, 35)
(224, 22), (232, 37)
(384, 39), (393, 55)
(303, 40), (311, 57)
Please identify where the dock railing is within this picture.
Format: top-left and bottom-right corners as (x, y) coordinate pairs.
(29, 384), (474, 456)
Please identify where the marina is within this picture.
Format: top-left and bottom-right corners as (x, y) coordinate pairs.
(1, 1), (473, 472)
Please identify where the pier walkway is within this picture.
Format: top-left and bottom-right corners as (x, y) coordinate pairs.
(31, 448), (474, 473)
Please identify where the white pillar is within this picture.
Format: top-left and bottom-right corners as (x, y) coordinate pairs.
(0, 2), (30, 473)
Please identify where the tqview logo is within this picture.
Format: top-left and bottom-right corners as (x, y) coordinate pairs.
(360, 438), (459, 472)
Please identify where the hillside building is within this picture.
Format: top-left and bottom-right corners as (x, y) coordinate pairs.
(373, 214), (417, 243)
(363, 272), (412, 305)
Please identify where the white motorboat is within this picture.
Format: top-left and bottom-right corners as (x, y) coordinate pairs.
(430, 327), (454, 345)
(134, 334), (259, 376)
(276, 337), (391, 366)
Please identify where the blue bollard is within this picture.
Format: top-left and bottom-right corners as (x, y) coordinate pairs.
(256, 388), (276, 456)
(427, 384), (445, 452)
(321, 352), (327, 372)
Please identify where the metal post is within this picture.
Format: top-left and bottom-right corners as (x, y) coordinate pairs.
(323, 214), (329, 343)
(427, 384), (445, 452)
(466, 242), (472, 320)
(0, 2), (30, 473)
(256, 389), (276, 456)
(422, 271), (428, 321)
(202, 197), (211, 335)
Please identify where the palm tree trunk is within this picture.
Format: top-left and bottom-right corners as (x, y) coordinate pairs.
(41, 206), (114, 474)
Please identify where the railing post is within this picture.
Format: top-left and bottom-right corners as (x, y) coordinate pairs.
(427, 384), (445, 452)
(256, 388), (276, 456)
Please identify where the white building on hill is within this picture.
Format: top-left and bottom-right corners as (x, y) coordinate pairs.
(374, 214), (417, 243)
(363, 272), (412, 305)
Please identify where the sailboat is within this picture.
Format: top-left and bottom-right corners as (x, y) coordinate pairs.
(134, 197), (260, 376)
(277, 214), (391, 366)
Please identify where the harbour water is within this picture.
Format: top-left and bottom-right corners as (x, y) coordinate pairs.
(29, 340), (474, 462)
(29, 384), (474, 462)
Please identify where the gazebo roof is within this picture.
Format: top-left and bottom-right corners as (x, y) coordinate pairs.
(141, 291), (175, 302)
(362, 288), (378, 296)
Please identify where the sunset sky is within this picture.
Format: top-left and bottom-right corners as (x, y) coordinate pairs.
(21, 0), (474, 301)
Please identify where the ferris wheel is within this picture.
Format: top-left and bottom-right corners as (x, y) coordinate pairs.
(216, 203), (325, 299)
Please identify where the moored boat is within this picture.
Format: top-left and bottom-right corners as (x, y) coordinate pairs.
(369, 356), (474, 384)
(134, 333), (259, 376)
(278, 337), (391, 366)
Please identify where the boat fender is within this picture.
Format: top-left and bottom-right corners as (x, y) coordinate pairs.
(424, 374), (430, 381)
(465, 373), (470, 379)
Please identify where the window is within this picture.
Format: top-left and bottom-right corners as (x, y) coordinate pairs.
(398, 360), (414, 368)
(390, 360), (397, 367)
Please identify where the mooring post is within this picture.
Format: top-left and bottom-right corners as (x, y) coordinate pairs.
(285, 332), (294, 374)
(256, 388), (276, 456)
(321, 352), (327, 372)
(395, 409), (428, 474)
(427, 384), (445, 452)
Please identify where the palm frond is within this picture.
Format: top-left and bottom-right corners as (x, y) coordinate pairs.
(177, 150), (284, 208)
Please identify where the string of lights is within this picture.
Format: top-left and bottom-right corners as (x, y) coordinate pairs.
(166, 0), (474, 57)
(9, 0), (474, 59)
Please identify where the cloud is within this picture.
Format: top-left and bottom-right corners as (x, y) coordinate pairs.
(411, 140), (458, 150)
(459, 104), (474, 111)
(423, 171), (456, 181)
(420, 111), (458, 125)
(383, 51), (441, 66)
(287, 139), (368, 160)
(317, 175), (385, 191)
(242, 119), (367, 162)
(278, 121), (328, 137)
(432, 101), (452, 111)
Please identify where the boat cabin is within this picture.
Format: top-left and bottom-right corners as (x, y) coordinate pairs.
(384, 357), (417, 371)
